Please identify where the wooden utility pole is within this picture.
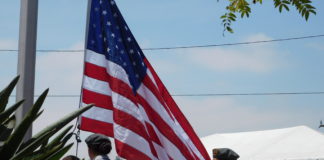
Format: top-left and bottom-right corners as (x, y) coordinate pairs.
(16, 0), (38, 141)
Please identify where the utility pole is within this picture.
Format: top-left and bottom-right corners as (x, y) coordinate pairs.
(16, 0), (38, 141)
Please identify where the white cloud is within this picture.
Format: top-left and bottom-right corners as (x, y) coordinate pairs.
(35, 42), (84, 94)
(138, 39), (152, 49)
(244, 33), (272, 44)
(175, 96), (313, 137)
(307, 42), (324, 51)
(148, 57), (183, 74)
(187, 33), (285, 73)
(0, 39), (17, 49)
(0, 39), (18, 88)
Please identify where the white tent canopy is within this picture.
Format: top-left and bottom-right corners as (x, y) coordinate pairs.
(201, 126), (324, 160)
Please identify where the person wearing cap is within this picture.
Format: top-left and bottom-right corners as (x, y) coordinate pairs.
(62, 155), (80, 160)
(212, 148), (240, 160)
(85, 133), (112, 160)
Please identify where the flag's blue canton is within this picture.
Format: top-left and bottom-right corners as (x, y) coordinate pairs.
(87, 0), (147, 93)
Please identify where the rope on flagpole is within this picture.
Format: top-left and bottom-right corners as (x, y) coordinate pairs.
(72, 129), (82, 157)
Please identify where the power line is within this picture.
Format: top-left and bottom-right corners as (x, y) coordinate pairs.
(1, 34), (324, 53)
(9, 91), (324, 98)
(142, 34), (324, 51)
(173, 91), (324, 97)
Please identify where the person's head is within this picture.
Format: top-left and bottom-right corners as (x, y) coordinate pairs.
(62, 155), (80, 160)
(85, 133), (112, 159)
(212, 148), (239, 160)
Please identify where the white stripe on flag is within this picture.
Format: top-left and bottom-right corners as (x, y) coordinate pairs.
(146, 69), (158, 88)
(83, 75), (112, 96)
(112, 92), (145, 123)
(138, 84), (204, 159)
(112, 90), (189, 160)
(138, 105), (187, 160)
(85, 49), (130, 86)
(152, 142), (170, 160)
(114, 124), (157, 160)
(82, 105), (113, 124)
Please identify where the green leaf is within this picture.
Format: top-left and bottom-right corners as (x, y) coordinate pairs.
(226, 26), (234, 33)
(45, 125), (73, 150)
(61, 133), (73, 146)
(283, 4), (290, 11)
(0, 89), (49, 159)
(45, 143), (74, 160)
(0, 116), (15, 146)
(309, 10), (316, 15)
(274, 0), (280, 7)
(282, 0), (290, 4)
(305, 4), (315, 9)
(303, 0), (311, 4)
(22, 143), (65, 160)
(305, 11), (309, 20)
(34, 109), (44, 121)
(228, 12), (236, 18)
(301, 8), (306, 16)
(0, 100), (24, 124)
(220, 14), (227, 19)
(11, 129), (55, 160)
(228, 16), (236, 21)
(0, 76), (20, 112)
(24, 104), (93, 148)
(240, 12), (245, 18)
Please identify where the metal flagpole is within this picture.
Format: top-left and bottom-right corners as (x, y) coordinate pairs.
(16, 0), (39, 141)
(74, 0), (92, 156)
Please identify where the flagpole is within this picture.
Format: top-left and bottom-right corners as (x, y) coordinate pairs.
(77, 0), (92, 127)
(16, 0), (38, 141)
(74, 0), (92, 157)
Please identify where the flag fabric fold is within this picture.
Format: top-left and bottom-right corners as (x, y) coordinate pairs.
(79, 0), (210, 159)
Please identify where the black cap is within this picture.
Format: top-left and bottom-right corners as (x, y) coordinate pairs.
(85, 133), (112, 155)
(213, 148), (240, 160)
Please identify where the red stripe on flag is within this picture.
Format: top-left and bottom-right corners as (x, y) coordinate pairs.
(142, 75), (174, 121)
(113, 109), (147, 139)
(80, 117), (114, 137)
(82, 88), (113, 110)
(85, 61), (195, 159)
(145, 122), (162, 146)
(113, 109), (159, 158)
(84, 62), (109, 81)
(84, 62), (138, 104)
(137, 95), (196, 160)
(143, 75), (202, 159)
(144, 59), (210, 160)
(115, 139), (152, 160)
(84, 62), (162, 158)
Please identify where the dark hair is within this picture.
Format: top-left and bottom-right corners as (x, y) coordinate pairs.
(212, 148), (240, 160)
(62, 155), (80, 160)
(85, 134), (112, 155)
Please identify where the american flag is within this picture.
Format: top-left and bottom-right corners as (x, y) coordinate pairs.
(79, 0), (210, 159)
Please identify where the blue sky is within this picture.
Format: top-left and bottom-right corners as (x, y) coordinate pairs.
(1, 0), (324, 159)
